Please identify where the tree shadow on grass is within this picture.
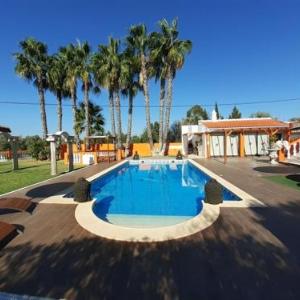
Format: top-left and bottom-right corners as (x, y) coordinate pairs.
(0, 216), (300, 299)
(253, 166), (300, 174)
(286, 174), (300, 187)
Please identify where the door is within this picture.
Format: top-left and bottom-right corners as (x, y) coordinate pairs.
(244, 134), (257, 155)
(257, 134), (269, 155)
(227, 134), (239, 156)
(210, 135), (224, 156)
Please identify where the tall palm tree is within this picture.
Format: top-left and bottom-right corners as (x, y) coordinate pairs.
(121, 50), (141, 155)
(93, 38), (123, 148)
(59, 44), (80, 144)
(76, 41), (96, 148)
(48, 54), (69, 131)
(149, 31), (168, 152)
(126, 25), (154, 151)
(157, 19), (192, 154)
(14, 38), (49, 138)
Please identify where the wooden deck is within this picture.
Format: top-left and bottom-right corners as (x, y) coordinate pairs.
(0, 158), (299, 299)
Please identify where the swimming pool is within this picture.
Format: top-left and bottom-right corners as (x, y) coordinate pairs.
(91, 160), (240, 228)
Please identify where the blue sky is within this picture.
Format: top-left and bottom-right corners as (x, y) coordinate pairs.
(0, 0), (299, 136)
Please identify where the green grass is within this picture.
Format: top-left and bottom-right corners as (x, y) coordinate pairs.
(263, 175), (300, 191)
(0, 159), (83, 195)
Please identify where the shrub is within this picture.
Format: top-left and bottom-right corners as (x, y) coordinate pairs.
(74, 177), (91, 202)
(25, 135), (49, 160)
(204, 179), (223, 205)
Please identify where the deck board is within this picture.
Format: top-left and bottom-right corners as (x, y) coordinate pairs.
(0, 158), (299, 299)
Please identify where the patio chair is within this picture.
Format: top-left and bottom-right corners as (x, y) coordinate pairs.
(0, 221), (18, 248)
(0, 197), (35, 213)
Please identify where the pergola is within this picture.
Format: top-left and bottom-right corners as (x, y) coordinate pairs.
(85, 135), (117, 163)
(0, 125), (18, 170)
(211, 126), (289, 164)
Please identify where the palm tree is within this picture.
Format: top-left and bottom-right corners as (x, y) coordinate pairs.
(48, 54), (69, 131)
(93, 38), (123, 148)
(75, 101), (105, 137)
(76, 41), (96, 148)
(121, 49), (141, 155)
(126, 25), (154, 151)
(157, 19), (192, 154)
(14, 38), (49, 138)
(59, 44), (80, 144)
(149, 31), (168, 152)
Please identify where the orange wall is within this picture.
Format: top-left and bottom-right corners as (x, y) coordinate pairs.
(66, 143), (182, 157)
(132, 143), (182, 157)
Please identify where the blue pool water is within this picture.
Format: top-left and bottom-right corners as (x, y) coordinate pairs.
(91, 161), (240, 228)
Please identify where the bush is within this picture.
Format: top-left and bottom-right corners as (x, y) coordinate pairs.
(74, 178), (91, 202)
(204, 179), (223, 205)
(25, 135), (49, 160)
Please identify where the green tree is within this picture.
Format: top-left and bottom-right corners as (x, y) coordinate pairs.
(183, 105), (208, 124)
(168, 121), (182, 142)
(121, 49), (141, 154)
(126, 24), (154, 150)
(25, 135), (49, 160)
(156, 19), (192, 153)
(93, 38), (123, 148)
(75, 101), (105, 137)
(59, 44), (81, 143)
(214, 102), (224, 119)
(0, 135), (10, 151)
(149, 31), (168, 151)
(289, 117), (300, 122)
(140, 122), (160, 143)
(228, 106), (242, 119)
(14, 38), (49, 138)
(250, 111), (272, 118)
(48, 54), (69, 131)
(76, 41), (95, 147)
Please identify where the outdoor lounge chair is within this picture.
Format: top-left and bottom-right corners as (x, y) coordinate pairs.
(0, 197), (35, 213)
(0, 221), (17, 248)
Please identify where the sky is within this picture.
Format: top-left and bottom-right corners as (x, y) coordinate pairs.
(0, 0), (299, 137)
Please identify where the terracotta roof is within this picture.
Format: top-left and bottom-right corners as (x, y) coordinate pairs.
(0, 125), (11, 133)
(201, 118), (289, 130)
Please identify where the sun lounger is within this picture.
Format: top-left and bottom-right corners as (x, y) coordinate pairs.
(0, 221), (17, 248)
(0, 197), (35, 213)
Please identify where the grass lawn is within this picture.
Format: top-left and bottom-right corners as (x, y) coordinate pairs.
(0, 159), (83, 195)
(263, 175), (300, 191)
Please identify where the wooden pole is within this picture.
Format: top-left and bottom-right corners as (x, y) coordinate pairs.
(67, 140), (74, 172)
(10, 136), (19, 170)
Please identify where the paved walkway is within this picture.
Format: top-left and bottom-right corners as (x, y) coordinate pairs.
(0, 158), (299, 299)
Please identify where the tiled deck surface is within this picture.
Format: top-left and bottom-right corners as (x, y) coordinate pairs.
(0, 158), (300, 299)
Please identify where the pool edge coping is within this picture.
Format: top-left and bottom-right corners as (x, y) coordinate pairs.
(43, 158), (265, 242)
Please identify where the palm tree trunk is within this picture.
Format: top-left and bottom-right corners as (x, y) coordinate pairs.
(158, 78), (165, 153)
(109, 90), (116, 137)
(71, 86), (80, 149)
(57, 92), (62, 132)
(125, 93), (133, 156)
(141, 54), (154, 151)
(162, 69), (173, 155)
(114, 92), (122, 149)
(84, 81), (90, 150)
(37, 84), (48, 139)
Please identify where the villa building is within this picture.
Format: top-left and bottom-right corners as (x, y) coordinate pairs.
(181, 115), (290, 160)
